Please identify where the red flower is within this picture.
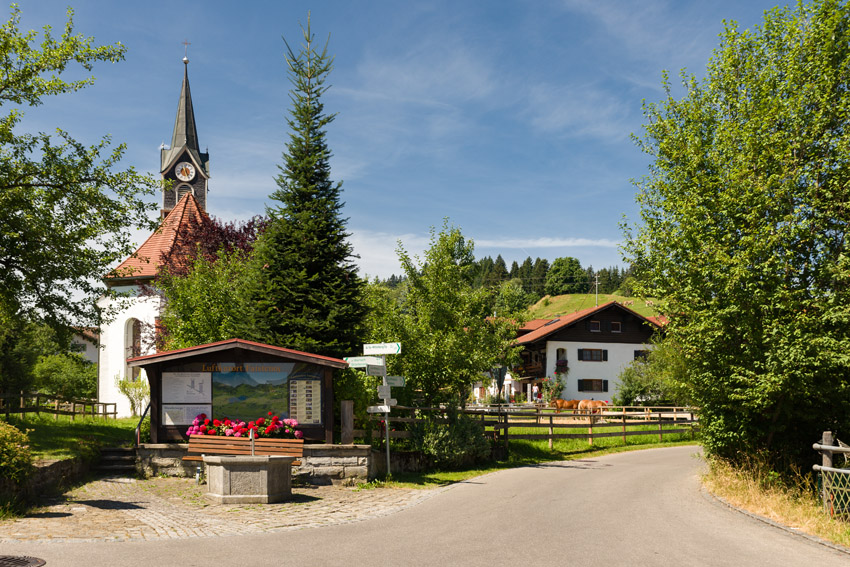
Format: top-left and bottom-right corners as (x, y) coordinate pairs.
(199, 425), (207, 432)
(268, 411), (273, 416)
(206, 429), (217, 435)
(257, 417), (265, 426)
(264, 425), (274, 435)
(248, 421), (255, 428)
(204, 419), (210, 426)
(224, 419), (232, 426)
(213, 419), (221, 427)
(199, 413), (207, 419)
(272, 415), (279, 421)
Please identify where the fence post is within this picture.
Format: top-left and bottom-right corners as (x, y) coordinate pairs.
(341, 400), (354, 444)
(658, 409), (663, 442)
(54, 399), (59, 421)
(35, 393), (40, 416)
(822, 431), (834, 468)
(822, 431), (834, 514)
(622, 407), (626, 443)
(549, 415), (553, 450)
(588, 412), (594, 445)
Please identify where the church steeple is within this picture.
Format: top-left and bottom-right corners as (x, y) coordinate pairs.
(160, 54), (210, 216)
(170, 57), (200, 152)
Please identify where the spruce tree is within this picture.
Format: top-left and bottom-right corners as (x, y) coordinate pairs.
(246, 18), (364, 358)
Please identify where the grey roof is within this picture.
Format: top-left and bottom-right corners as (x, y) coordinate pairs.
(160, 61), (210, 176)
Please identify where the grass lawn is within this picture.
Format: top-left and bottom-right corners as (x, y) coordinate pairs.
(2, 414), (139, 460)
(527, 293), (659, 319)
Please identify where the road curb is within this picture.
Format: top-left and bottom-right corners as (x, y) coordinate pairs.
(701, 484), (850, 557)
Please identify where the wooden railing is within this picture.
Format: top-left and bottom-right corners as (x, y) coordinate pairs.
(352, 404), (699, 453)
(0, 391), (117, 420)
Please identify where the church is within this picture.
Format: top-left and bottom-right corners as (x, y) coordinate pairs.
(97, 55), (210, 417)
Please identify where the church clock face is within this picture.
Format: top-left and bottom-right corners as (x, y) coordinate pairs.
(175, 161), (196, 181)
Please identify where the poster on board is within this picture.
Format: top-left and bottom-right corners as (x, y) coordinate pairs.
(289, 378), (322, 425)
(162, 404), (212, 426)
(162, 372), (212, 404)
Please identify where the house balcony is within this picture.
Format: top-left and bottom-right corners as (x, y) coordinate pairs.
(515, 362), (545, 379)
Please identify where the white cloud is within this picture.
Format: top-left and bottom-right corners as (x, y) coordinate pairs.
(526, 82), (633, 140)
(349, 229), (429, 280)
(476, 237), (620, 249)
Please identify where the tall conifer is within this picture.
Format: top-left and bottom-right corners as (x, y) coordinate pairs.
(246, 18), (364, 358)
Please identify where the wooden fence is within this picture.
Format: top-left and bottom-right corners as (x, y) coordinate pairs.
(352, 404), (698, 453)
(0, 391), (117, 420)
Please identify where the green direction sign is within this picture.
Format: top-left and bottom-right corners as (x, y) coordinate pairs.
(363, 342), (402, 355)
(343, 356), (384, 368)
(385, 376), (405, 387)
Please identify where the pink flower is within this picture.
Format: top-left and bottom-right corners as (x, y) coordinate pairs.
(225, 428), (234, 436)
(233, 431), (242, 437)
(294, 430), (304, 439)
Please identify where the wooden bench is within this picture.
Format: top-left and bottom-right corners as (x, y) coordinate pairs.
(183, 435), (304, 466)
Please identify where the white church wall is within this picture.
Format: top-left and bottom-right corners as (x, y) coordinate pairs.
(97, 292), (160, 417)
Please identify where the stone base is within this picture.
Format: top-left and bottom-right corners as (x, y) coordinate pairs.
(203, 455), (295, 504)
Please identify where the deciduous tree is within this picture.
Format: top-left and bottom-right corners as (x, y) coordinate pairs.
(623, 0), (850, 469)
(0, 6), (157, 332)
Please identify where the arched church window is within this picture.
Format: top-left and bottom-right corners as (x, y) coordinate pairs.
(177, 184), (194, 201)
(125, 318), (142, 381)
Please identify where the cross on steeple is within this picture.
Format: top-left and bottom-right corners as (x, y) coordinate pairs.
(182, 39), (191, 62)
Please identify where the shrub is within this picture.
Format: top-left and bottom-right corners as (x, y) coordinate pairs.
(117, 376), (149, 417)
(0, 420), (32, 485)
(413, 408), (491, 470)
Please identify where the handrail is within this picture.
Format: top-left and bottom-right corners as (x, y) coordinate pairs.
(135, 401), (152, 447)
(813, 442), (850, 455)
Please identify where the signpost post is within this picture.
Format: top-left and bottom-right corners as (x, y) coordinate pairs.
(360, 343), (403, 477)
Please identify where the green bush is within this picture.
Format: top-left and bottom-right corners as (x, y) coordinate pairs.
(0, 420), (33, 484)
(413, 408), (491, 470)
(117, 376), (149, 417)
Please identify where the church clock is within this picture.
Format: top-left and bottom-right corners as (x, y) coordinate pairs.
(175, 161), (196, 181)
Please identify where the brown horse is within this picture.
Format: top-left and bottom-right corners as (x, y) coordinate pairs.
(550, 399), (579, 413)
(578, 399), (608, 414)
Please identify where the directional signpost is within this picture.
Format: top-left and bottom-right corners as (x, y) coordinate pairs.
(362, 343), (403, 477)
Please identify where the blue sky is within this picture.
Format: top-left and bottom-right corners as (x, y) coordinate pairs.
(17, 0), (780, 279)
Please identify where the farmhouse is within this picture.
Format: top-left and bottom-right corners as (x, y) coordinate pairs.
(511, 301), (663, 401)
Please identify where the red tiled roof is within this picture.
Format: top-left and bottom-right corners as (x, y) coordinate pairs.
(126, 338), (349, 368)
(646, 315), (669, 326)
(516, 301), (662, 345)
(106, 193), (206, 281)
(519, 319), (553, 332)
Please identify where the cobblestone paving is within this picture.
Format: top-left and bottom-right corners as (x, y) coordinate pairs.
(0, 475), (449, 543)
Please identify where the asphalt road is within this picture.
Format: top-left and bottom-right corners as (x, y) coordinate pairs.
(4, 445), (848, 566)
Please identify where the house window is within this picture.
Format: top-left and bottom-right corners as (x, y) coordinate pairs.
(578, 348), (607, 362)
(611, 321), (622, 333)
(578, 379), (608, 392)
(634, 350), (649, 360)
(589, 320), (601, 332)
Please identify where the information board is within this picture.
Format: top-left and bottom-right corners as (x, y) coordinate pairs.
(289, 378), (322, 425)
(162, 372), (212, 404)
(162, 404), (212, 426)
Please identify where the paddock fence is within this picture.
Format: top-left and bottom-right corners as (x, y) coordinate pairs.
(0, 391), (117, 420)
(813, 431), (850, 518)
(351, 404), (699, 454)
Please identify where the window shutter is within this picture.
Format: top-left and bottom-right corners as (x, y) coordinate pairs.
(578, 348), (584, 360)
(578, 380), (585, 391)
(603, 380), (609, 392)
(603, 350), (608, 361)
(605, 321), (611, 332)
